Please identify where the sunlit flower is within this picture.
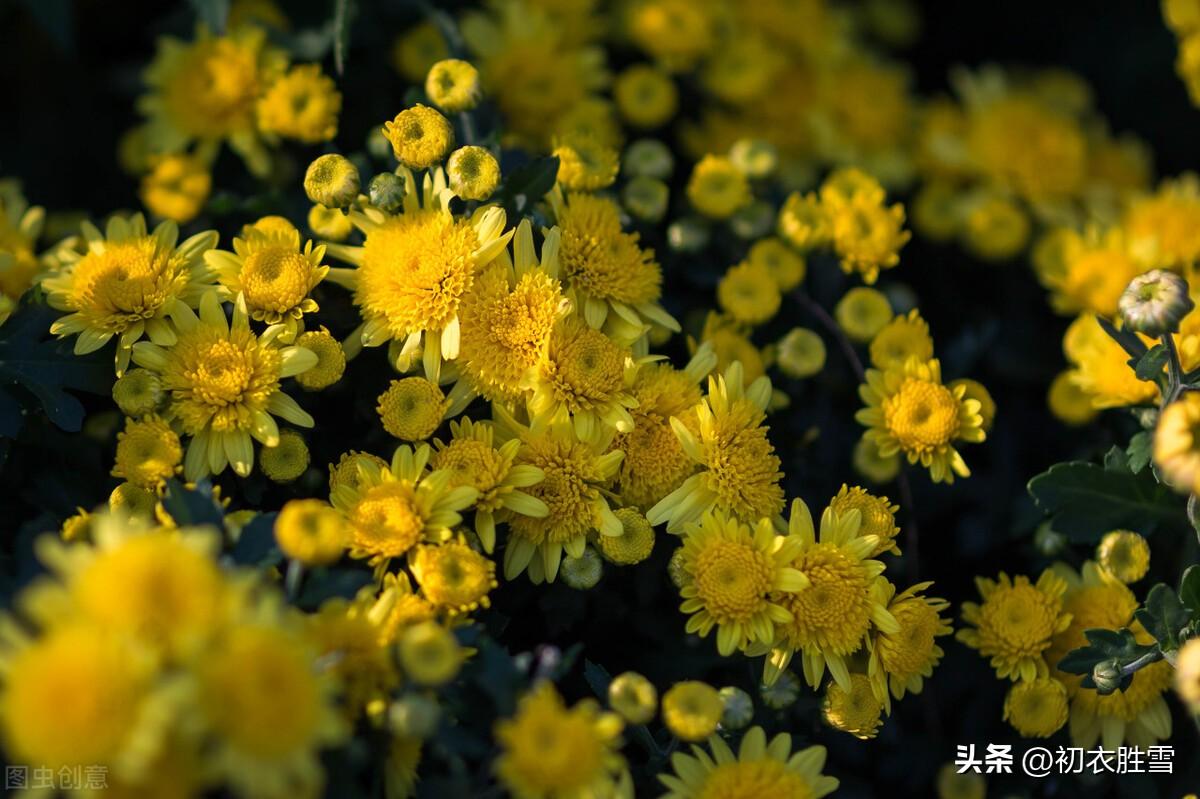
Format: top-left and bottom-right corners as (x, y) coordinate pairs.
(447, 145), (501, 201)
(597, 508), (656, 565)
(866, 581), (951, 712)
(131, 291), (317, 480)
(1096, 530), (1151, 583)
(1064, 313), (1158, 409)
(657, 726), (838, 799)
(384, 105), (454, 170)
(409, 536), (497, 616)
(661, 681), (723, 741)
(717, 260), (780, 326)
(608, 671), (657, 725)
(824, 188), (910, 284)
(425, 59), (481, 113)
(275, 498), (347, 565)
(293, 327), (346, 390)
(44, 213), (218, 375)
(376, 377), (449, 442)
(553, 135), (620, 191)
(687, 155), (751, 220)
(829, 484), (900, 557)
(140, 154), (212, 224)
(835, 287), (893, 343)
(822, 673), (883, 739)
(111, 414), (182, 490)
(958, 569), (1071, 682)
(613, 64), (677, 128)
(259, 429), (310, 483)
(256, 64), (340, 143)
(868, 309), (934, 370)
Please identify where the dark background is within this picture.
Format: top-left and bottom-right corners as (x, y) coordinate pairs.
(1, 1), (1198, 797)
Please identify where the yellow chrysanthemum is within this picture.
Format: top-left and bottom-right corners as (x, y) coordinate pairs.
(275, 498), (347, 565)
(822, 673), (883, 740)
(960, 191), (1030, 261)
(835, 287), (893, 343)
(206, 226), (328, 340)
(1175, 638), (1200, 713)
(111, 414), (183, 490)
(329, 443), (478, 569)
(687, 155), (751, 220)
(1124, 174), (1200, 270)
(383, 105), (454, 169)
(753, 498), (898, 691)
(109, 482), (157, 517)
(1155, 392), (1200, 493)
(0, 180), (46, 308)
(371, 572), (437, 645)
(326, 167), (513, 379)
(611, 346), (714, 510)
(965, 95), (1087, 202)
(613, 64), (678, 129)
(409, 537), (497, 615)
(425, 58), (481, 113)
(554, 135), (620, 191)
(608, 671), (658, 725)
(1064, 313), (1158, 409)
(868, 309), (934, 370)
(131, 291), (317, 480)
(328, 450), (389, 494)
(627, 0), (715, 71)
(1046, 562), (1174, 749)
(1036, 227), (1146, 317)
(866, 581), (952, 712)
(501, 417), (625, 583)
(747, 237), (805, 292)
(1096, 530), (1151, 583)
(776, 327), (826, 379)
(676, 509), (808, 655)
(293, 327), (346, 390)
(778, 191), (831, 252)
(857, 357), (986, 484)
(376, 377), (449, 442)
(494, 683), (627, 799)
(308, 205), (354, 240)
(695, 312), (767, 382)
(829, 484), (900, 557)
(597, 508), (656, 565)
(398, 620), (463, 686)
(552, 191), (676, 334)
(852, 435), (901, 484)
(256, 64), (341, 143)
(717, 260), (781, 327)
(139, 26), (288, 176)
(648, 362), (784, 533)
(957, 569), (1072, 682)
(525, 314), (640, 437)
(430, 416), (548, 553)
(305, 592), (400, 716)
(259, 429), (310, 483)
(1047, 369), (1100, 426)
(196, 620), (346, 799)
(140, 154), (212, 224)
(43, 213), (218, 375)
(1003, 678), (1069, 738)
(825, 190), (910, 284)
(392, 22), (448, 82)
(657, 726), (838, 799)
(661, 681), (723, 741)
(458, 220), (569, 402)
(447, 145), (501, 201)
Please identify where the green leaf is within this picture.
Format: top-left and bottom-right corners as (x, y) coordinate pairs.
(1027, 461), (1181, 541)
(293, 566), (372, 609)
(0, 301), (113, 435)
(160, 480), (225, 529)
(1131, 343), (1168, 383)
(1134, 583), (1190, 649)
(1126, 431), (1153, 474)
(332, 0), (355, 76)
(189, 0), (230, 33)
(583, 659), (612, 699)
(1180, 565), (1200, 617)
(497, 156), (560, 215)
(231, 512), (280, 567)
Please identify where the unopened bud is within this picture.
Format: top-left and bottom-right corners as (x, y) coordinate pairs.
(1119, 269), (1194, 337)
(1092, 658), (1123, 695)
(369, 172), (406, 212)
(304, 154), (360, 208)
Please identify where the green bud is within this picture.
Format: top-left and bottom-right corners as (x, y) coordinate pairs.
(560, 546), (603, 589)
(1119, 269), (1194, 337)
(623, 139), (673, 179)
(622, 176), (669, 222)
(1091, 658), (1123, 695)
(369, 172), (406, 213)
(668, 217), (710, 253)
(718, 686), (754, 730)
(388, 693), (442, 738)
(112, 368), (163, 417)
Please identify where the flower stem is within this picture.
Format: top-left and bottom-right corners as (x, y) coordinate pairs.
(1163, 333), (1185, 406)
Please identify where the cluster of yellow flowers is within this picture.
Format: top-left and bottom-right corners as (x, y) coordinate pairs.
(958, 539), (1173, 750)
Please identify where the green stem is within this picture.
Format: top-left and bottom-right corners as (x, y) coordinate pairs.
(1120, 647), (1164, 677)
(1163, 333), (1184, 407)
(459, 111), (478, 147)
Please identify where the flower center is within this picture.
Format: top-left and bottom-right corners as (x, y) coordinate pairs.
(883, 378), (959, 450)
(692, 540), (773, 622)
(782, 543), (869, 654)
(240, 246), (312, 312)
(350, 481), (426, 558)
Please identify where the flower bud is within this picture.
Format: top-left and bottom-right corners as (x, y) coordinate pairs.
(560, 546), (603, 589)
(425, 59), (481, 113)
(112, 368), (163, 417)
(622, 176), (669, 222)
(369, 172), (406, 212)
(668, 217), (709, 253)
(388, 693), (442, 738)
(608, 671), (657, 724)
(304, 154), (360, 208)
(729, 139), (778, 179)
(730, 201), (775, 240)
(776, 327), (826, 379)
(718, 686), (754, 730)
(1119, 269), (1194, 337)
(623, 139), (673, 179)
(760, 670), (800, 709)
(1091, 659), (1123, 695)
(447, 145), (500, 201)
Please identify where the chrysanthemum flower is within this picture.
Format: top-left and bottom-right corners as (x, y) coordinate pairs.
(661, 681), (723, 741)
(500, 417), (624, 583)
(305, 591), (400, 716)
(1045, 562), (1173, 749)
(1034, 227), (1145, 317)
(1064, 313), (1158, 408)
(829, 484), (901, 557)
(43, 213), (218, 375)
(1003, 678), (1069, 738)
(0, 180), (46, 309)
(111, 414), (182, 490)
(717, 260), (781, 326)
(957, 569), (1071, 682)
(675, 509), (808, 655)
(206, 225), (328, 342)
(857, 357), (986, 484)
(1123, 174), (1200, 269)
(275, 498), (346, 565)
(131, 291), (317, 480)
(304, 154), (360, 208)
(293, 327), (345, 390)
(376, 377), (449, 441)
(425, 58), (481, 113)
(140, 153), (212, 224)
(552, 191), (677, 334)
(139, 26), (288, 176)
(256, 64), (341, 143)
(836, 287), (893, 343)
(657, 726), (838, 799)
(392, 21), (449, 82)
(457, 220), (569, 401)
(329, 443), (478, 570)
(446, 145), (501, 201)
(866, 581), (952, 712)
(325, 167), (513, 380)
(1096, 530), (1151, 583)
(753, 498), (898, 691)
(825, 190), (910, 284)
(553, 135), (620, 191)
(627, 0), (715, 72)
(822, 673), (883, 739)
(778, 191), (831, 251)
(695, 311), (767, 381)
(613, 64), (678, 128)
(408, 536), (497, 616)
(328, 450), (388, 494)
(687, 155), (751, 220)
(259, 429), (310, 483)
(612, 345), (715, 510)
(398, 621), (463, 686)
(494, 683), (627, 799)
(383, 105), (454, 170)
(1047, 369), (1100, 426)
(525, 314), (640, 438)
(868, 308), (934, 370)
(1156, 392), (1200, 493)
(747, 237), (806, 292)
(608, 671), (658, 725)
(648, 362), (784, 533)
(776, 327), (826, 379)
(195, 618), (346, 798)
(370, 572), (436, 645)
(430, 416), (548, 553)
(598, 508), (656, 565)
